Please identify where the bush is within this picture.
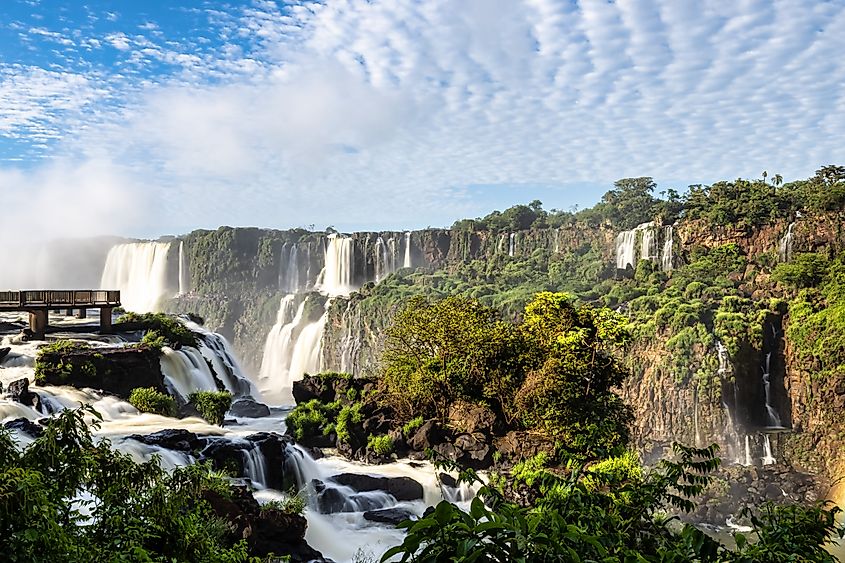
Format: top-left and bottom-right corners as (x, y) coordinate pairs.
(116, 312), (197, 348)
(402, 416), (424, 437)
(286, 399), (340, 441)
(367, 434), (394, 456)
(336, 402), (364, 444)
(129, 387), (177, 417)
(261, 490), (306, 515)
(188, 391), (232, 425)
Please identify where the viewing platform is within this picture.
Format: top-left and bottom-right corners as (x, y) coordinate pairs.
(0, 290), (121, 338)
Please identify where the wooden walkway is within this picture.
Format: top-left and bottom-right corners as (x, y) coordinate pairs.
(0, 290), (121, 338)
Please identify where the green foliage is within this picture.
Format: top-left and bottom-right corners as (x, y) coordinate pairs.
(0, 407), (257, 562)
(140, 330), (168, 350)
(383, 445), (843, 562)
(261, 490), (306, 516)
(367, 434), (394, 456)
(402, 416), (424, 437)
(287, 399), (341, 441)
(37, 339), (91, 355)
(116, 312), (198, 348)
(772, 253), (830, 288)
(188, 391), (233, 425)
(129, 387), (177, 417)
(336, 402), (364, 444)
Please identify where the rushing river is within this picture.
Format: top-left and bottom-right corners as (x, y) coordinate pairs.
(0, 311), (471, 563)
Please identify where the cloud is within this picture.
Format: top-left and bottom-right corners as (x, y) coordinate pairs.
(1, 0), (844, 236)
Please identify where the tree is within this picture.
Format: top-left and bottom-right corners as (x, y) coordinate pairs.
(592, 177), (660, 229)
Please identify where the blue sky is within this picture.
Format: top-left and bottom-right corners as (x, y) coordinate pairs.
(0, 0), (843, 239)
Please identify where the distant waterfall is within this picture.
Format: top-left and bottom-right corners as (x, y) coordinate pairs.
(321, 234), (354, 296)
(661, 226), (674, 272)
(278, 244), (302, 293)
(100, 242), (174, 313)
(762, 353), (782, 427)
(762, 434), (776, 465)
(374, 237), (391, 282)
(258, 295), (326, 404)
(508, 233), (516, 257)
(779, 222), (795, 262)
(615, 222), (657, 270)
(177, 241), (190, 296)
(403, 232), (412, 268)
(744, 435), (753, 466)
(717, 341), (744, 465)
(387, 237), (399, 273)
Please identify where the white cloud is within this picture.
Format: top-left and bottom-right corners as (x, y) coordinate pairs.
(2, 0), (845, 236)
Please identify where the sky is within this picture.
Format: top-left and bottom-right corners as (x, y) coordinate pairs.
(0, 0), (843, 239)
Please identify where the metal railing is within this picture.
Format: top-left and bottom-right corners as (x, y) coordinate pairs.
(0, 290), (120, 309)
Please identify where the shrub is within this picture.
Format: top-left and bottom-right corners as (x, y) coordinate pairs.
(336, 402), (364, 444)
(261, 490), (306, 515)
(367, 434), (394, 456)
(116, 312), (198, 348)
(286, 399), (340, 441)
(402, 416), (424, 437)
(129, 387), (177, 417)
(188, 391), (232, 425)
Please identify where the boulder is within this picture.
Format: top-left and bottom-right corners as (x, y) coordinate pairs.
(4, 417), (44, 438)
(408, 420), (442, 451)
(6, 378), (41, 411)
(494, 431), (556, 461)
(229, 398), (271, 418)
(128, 429), (203, 453)
(448, 400), (498, 435)
(0, 346), (10, 363)
(331, 473), (423, 501)
(199, 437), (249, 476)
(363, 507), (416, 525)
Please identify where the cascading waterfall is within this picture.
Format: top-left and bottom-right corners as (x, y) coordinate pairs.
(497, 233), (507, 255)
(661, 225), (674, 271)
(282, 244), (301, 293)
(762, 434), (776, 465)
(615, 222), (656, 269)
(374, 237), (390, 282)
(403, 232), (412, 268)
(159, 346), (220, 401)
(183, 319), (256, 397)
(640, 224), (658, 262)
(100, 242), (174, 313)
(779, 222), (795, 262)
(762, 352), (782, 427)
(744, 435), (753, 466)
(508, 233), (516, 257)
(321, 234), (354, 296)
(258, 296), (327, 404)
(387, 237), (398, 273)
(243, 445), (268, 488)
(717, 341), (744, 464)
(178, 241), (190, 296)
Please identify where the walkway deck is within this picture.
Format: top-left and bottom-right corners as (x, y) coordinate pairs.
(0, 290), (121, 338)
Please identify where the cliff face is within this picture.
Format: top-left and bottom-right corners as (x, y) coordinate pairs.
(170, 213), (845, 484)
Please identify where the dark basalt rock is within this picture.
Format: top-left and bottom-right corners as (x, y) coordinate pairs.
(407, 420), (442, 452)
(363, 507), (416, 525)
(4, 417), (44, 438)
(245, 432), (298, 491)
(447, 400), (499, 435)
(229, 397), (271, 418)
(331, 473), (423, 502)
(6, 378), (41, 411)
(0, 346), (10, 363)
(202, 482), (328, 562)
(128, 428), (203, 453)
(311, 479), (389, 514)
(199, 437), (250, 476)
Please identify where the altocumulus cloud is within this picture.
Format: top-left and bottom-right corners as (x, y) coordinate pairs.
(0, 0), (844, 238)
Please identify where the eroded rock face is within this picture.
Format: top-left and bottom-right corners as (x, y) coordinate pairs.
(331, 473), (424, 502)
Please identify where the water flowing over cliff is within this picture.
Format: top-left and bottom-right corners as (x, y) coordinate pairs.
(100, 242), (176, 312)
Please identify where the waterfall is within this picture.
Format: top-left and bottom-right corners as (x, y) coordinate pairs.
(183, 319), (256, 397)
(762, 434), (776, 465)
(100, 242), (174, 313)
(693, 388), (701, 447)
(159, 346), (219, 401)
(743, 435), (753, 466)
(778, 222), (795, 262)
(281, 244), (301, 293)
(374, 237), (391, 282)
(321, 234), (354, 297)
(177, 241), (190, 296)
(387, 237), (399, 274)
(615, 222), (656, 269)
(661, 226), (674, 271)
(243, 445), (268, 488)
(718, 341), (744, 464)
(640, 224), (658, 262)
(508, 233), (516, 257)
(403, 232), (412, 268)
(258, 296), (327, 404)
(762, 353), (782, 427)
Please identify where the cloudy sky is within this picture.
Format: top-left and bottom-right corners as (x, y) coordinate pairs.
(1, 0), (843, 239)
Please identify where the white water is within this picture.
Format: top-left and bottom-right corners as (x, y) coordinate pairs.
(717, 341), (744, 465)
(258, 296), (326, 404)
(693, 388), (701, 447)
(616, 222), (657, 269)
(661, 225), (674, 271)
(779, 222), (795, 262)
(100, 242), (174, 313)
(374, 237), (390, 282)
(508, 233), (516, 257)
(282, 244), (302, 293)
(403, 232), (412, 268)
(762, 434), (776, 465)
(640, 224), (658, 262)
(744, 435), (753, 466)
(160, 346), (219, 401)
(762, 353), (782, 427)
(387, 237), (399, 272)
(321, 234), (355, 297)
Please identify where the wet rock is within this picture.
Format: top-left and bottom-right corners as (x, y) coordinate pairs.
(245, 432), (297, 491)
(0, 346), (10, 363)
(363, 507), (416, 525)
(229, 398), (271, 418)
(199, 437), (249, 475)
(6, 378), (41, 411)
(332, 473), (423, 501)
(439, 473), (458, 488)
(4, 417), (44, 438)
(128, 428), (203, 453)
